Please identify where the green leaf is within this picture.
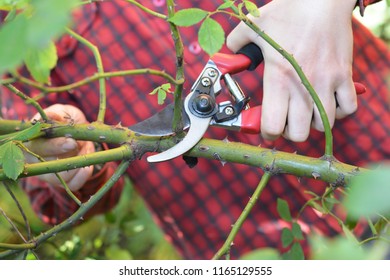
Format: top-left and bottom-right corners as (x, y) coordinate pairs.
(0, 122), (42, 144)
(149, 83), (171, 105)
(198, 17), (225, 56)
(168, 8), (208, 27)
(276, 198), (292, 222)
(240, 248), (280, 260)
(292, 222), (304, 240)
(0, 141), (25, 180)
(344, 212), (358, 230)
(310, 235), (366, 260)
(0, 0), (29, 11)
(25, 41), (58, 84)
(341, 224), (359, 244)
(281, 228), (294, 248)
(343, 165), (390, 219)
(218, 1), (234, 10)
(244, 0), (260, 17)
(282, 242), (304, 260)
(0, 13), (28, 73)
(105, 245), (133, 260)
(27, 0), (77, 48)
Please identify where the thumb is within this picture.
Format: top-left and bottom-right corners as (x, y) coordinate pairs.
(226, 22), (254, 53)
(31, 104), (88, 125)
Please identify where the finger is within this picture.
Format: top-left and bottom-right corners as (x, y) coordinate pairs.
(335, 79), (357, 119)
(31, 104), (88, 124)
(312, 85), (337, 132)
(226, 22), (253, 53)
(283, 91), (313, 142)
(34, 141), (95, 190)
(41, 165), (93, 191)
(25, 137), (78, 158)
(67, 166), (94, 191)
(53, 141), (95, 191)
(40, 169), (79, 186)
(260, 64), (289, 140)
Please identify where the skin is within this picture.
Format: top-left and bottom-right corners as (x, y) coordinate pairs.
(28, 0), (358, 189)
(25, 104), (95, 191)
(227, 0), (357, 141)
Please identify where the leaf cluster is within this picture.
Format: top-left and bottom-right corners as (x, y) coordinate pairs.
(0, 0), (77, 82)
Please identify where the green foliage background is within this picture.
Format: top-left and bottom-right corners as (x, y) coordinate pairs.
(0, 177), (181, 260)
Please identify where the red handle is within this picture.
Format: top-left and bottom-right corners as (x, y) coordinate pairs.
(211, 53), (252, 75)
(240, 105), (262, 134)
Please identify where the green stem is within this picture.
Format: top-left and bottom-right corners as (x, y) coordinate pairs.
(125, 0), (167, 19)
(212, 172), (272, 259)
(0, 120), (365, 186)
(167, 0), (185, 133)
(17, 143), (82, 206)
(0, 205), (27, 243)
(3, 84), (48, 121)
(0, 160), (130, 257)
(0, 77), (16, 84)
(0, 145), (133, 181)
(11, 69), (183, 100)
(3, 181), (32, 242)
(66, 28), (107, 122)
(0, 242), (36, 250)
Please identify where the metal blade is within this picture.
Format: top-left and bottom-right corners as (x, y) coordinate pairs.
(129, 103), (190, 137)
(147, 96), (211, 163)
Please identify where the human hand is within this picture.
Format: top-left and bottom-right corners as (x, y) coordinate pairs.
(227, 0), (357, 141)
(25, 104), (95, 191)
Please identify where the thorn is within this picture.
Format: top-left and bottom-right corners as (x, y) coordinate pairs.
(114, 122), (123, 128)
(223, 136), (230, 143)
(213, 152), (226, 167)
(312, 172), (321, 179)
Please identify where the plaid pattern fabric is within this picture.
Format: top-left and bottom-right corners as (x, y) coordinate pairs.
(2, 1), (389, 259)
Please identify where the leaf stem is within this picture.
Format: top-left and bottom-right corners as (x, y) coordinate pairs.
(65, 28), (107, 122)
(3, 181), (32, 242)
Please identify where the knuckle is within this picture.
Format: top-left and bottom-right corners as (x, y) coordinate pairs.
(261, 123), (284, 140)
(288, 131), (309, 142)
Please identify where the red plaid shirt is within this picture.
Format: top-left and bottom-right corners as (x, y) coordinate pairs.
(1, 0), (389, 259)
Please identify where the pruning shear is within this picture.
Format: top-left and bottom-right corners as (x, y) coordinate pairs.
(129, 43), (366, 163)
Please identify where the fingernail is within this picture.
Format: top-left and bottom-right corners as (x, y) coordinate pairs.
(354, 82), (366, 95)
(62, 139), (77, 152)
